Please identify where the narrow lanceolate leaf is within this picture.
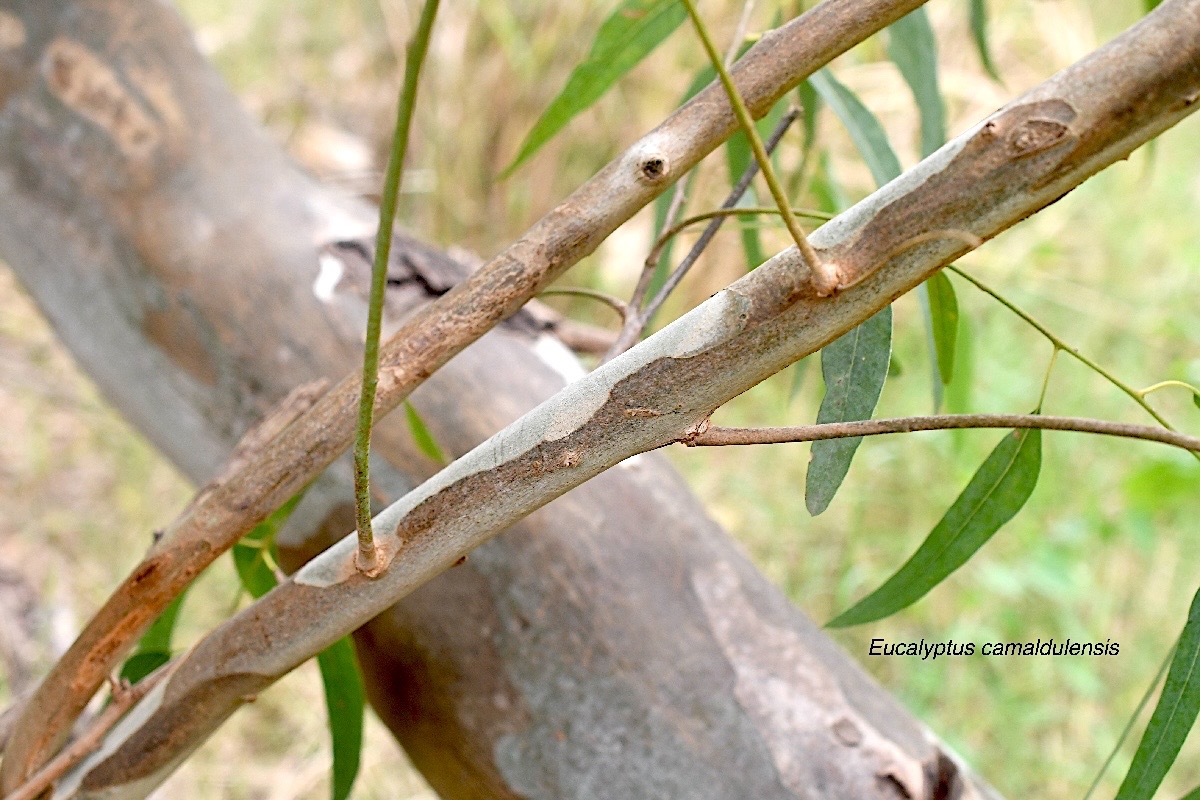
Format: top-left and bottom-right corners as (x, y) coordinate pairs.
(807, 69), (902, 188)
(886, 7), (946, 158)
(404, 400), (447, 464)
(1115, 585), (1200, 800)
(806, 306), (892, 515)
(119, 589), (189, 685)
(926, 270), (959, 385)
(828, 427), (1041, 627)
(969, 0), (1001, 82)
(501, 0), (686, 176)
(318, 638), (366, 800)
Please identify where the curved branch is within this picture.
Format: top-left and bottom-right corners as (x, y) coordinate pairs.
(0, 0), (931, 785)
(682, 415), (1200, 452)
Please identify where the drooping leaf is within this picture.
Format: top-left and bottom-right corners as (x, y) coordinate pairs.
(501, 0), (686, 176)
(404, 400), (447, 464)
(886, 7), (946, 158)
(119, 589), (189, 684)
(1115, 585), (1200, 800)
(232, 490), (307, 600)
(318, 638), (366, 800)
(828, 427), (1041, 627)
(926, 270), (959, 386)
(807, 69), (902, 187)
(806, 306), (893, 515)
(969, 0), (1001, 82)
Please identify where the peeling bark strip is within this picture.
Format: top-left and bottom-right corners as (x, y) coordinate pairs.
(0, 0), (932, 786)
(50, 2), (1200, 795)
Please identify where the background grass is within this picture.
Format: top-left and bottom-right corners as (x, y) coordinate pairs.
(1, 0), (1197, 797)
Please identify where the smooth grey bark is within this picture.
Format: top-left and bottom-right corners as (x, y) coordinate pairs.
(0, 0), (998, 798)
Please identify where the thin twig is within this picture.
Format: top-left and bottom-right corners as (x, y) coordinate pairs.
(7, 674), (163, 800)
(354, 0), (441, 575)
(947, 265), (1199, 464)
(682, 414), (1200, 453)
(605, 110), (800, 362)
(682, 0), (832, 292)
(537, 287), (629, 320)
(645, 203), (832, 270)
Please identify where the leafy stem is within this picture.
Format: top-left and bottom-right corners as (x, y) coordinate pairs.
(354, 0), (441, 575)
(947, 265), (1198, 462)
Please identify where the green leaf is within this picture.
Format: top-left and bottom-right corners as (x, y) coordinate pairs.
(318, 638), (365, 800)
(828, 427), (1041, 627)
(1144, 0), (1164, 12)
(808, 150), (850, 215)
(808, 70), (902, 187)
(797, 79), (822, 177)
(1115, 585), (1200, 800)
(1193, 391), (1200, 410)
(806, 306), (893, 515)
(233, 491), (306, 600)
(1178, 785), (1200, 800)
(886, 7), (946, 158)
(405, 400), (447, 464)
(926, 270), (959, 385)
(969, 0), (1001, 82)
(501, 0), (686, 176)
(120, 589), (189, 684)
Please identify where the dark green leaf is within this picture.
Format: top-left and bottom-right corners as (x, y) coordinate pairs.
(886, 8), (946, 158)
(119, 589), (189, 684)
(808, 70), (902, 187)
(1115, 585), (1200, 800)
(1193, 391), (1200, 410)
(926, 271), (959, 385)
(828, 427), (1041, 627)
(318, 638), (365, 800)
(969, 0), (1001, 82)
(1144, 0), (1164, 12)
(233, 491), (306, 600)
(405, 401), (447, 464)
(806, 306), (893, 515)
(501, 0), (686, 176)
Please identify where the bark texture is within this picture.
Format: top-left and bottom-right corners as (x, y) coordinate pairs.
(0, 1), (999, 798)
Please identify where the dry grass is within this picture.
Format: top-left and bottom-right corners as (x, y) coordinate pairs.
(1, 0), (1198, 797)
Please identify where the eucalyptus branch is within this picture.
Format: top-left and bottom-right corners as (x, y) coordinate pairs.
(681, 414), (1200, 453)
(947, 265), (1199, 463)
(354, 0), (441, 575)
(5, 4), (935, 786)
(682, 0), (832, 292)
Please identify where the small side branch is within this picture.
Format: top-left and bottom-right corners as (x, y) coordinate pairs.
(682, 414), (1200, 453)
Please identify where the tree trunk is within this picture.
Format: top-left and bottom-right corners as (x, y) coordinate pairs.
(0, 0), (1000, 798)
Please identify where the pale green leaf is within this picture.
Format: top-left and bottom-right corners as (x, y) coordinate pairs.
(926, 270), (959, 385)
(808, 70), (902, 187)
(969, 0), (1001, 82)
(806, 306), (892, 515)
(501, 0), (685, 176)
(318, 638), (365, 800)
(405, 401), (447, 464)
(887, 7), (946, 158)
(1115, 585), (1200, 800)
(828, 427), (1041, 627)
